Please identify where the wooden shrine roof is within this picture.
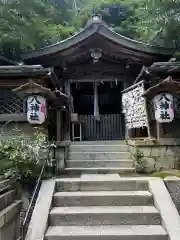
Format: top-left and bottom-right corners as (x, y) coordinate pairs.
(13, 79), (56, 99)
(0, 55), (17, 66)
(149, 62), (180, 73)
(143, 76), (180, 98)
(21, 15), (174, 66)
(0, 65), (60, 87)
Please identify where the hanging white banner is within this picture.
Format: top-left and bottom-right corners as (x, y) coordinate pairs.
(27, 95), (47, 125)
(153, 93), (174, 123)
(122, 82), (148, 129)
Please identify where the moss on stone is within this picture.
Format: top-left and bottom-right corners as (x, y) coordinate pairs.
(151, 171), (180, 179)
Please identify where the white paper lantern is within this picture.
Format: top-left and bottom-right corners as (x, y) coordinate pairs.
(27, 95), (47, 125)
(153, 93), (174, 123)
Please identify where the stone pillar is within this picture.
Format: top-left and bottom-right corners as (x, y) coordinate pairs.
(55, 146), (65, 171)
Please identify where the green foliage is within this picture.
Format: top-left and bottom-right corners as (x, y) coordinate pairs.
(133, 148), (148, 174)
(151, 171), (180, 179)
(0, 0), (180, 60)
(0, 0), (75, 59)
(175, 149), (180, 170)
(129, 0), (180, 48)
(0, 128), (51, 182)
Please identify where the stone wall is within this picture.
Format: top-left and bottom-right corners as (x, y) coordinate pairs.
(0, 209), (21, 240)
(0, 179), (22, 240)
(127, 139), (180, 170)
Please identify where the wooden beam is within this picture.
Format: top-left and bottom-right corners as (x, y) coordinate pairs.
(70, 77), (123, 83)
(0, 114), (27, 122)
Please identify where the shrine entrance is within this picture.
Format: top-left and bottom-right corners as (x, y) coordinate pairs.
(21, 15), (171, 143)
(71, 81), (125, 140)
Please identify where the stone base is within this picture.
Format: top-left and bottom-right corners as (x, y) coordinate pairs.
(127, 138), (180, 170)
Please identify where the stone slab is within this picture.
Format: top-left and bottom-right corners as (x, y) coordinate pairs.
(68, 152), (130, 160)
(148, 178), (180, 240)
(49, 206), (161, 226)
(53, 191), (153, 207)
(25, 179), (56, 240)
(64, 167), (135, 174)
(55, 177), (152, 192)
(80, 174), (120, 181)
(45, 225), (168, 240)
(66, 160), (133, 168)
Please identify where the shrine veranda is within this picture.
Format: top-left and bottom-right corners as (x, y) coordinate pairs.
(0, 15), (180, 170)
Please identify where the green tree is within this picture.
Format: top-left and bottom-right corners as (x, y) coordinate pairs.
(132, 0), (180, 48)
(0, 0), (75, 59)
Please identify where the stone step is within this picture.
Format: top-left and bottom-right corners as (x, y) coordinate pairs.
(64, 167), (135, 174)
(45, 225), (168, 240)
(71, 141), (126, 145)
(69, 145), (129, 152)
(0, 190), (15, 212)
(55, 178), (149, 192)
(68, 152), (131, 160)
(53, 191), (153, 207)
(49, 206), (161, 226)
(66, 160), (133, 168)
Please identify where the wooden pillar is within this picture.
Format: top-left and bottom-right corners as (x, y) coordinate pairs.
(144, 97), (152, 139)
(156, 122), (164, 140)
(64, 80), (71, 141)
(123, 81), (130, 139)
(56, 109), (62, 141)
(64, 79), (71, 96)
(64, 110), (71, 141)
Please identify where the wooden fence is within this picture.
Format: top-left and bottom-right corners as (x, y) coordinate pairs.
(79, 114), (125, 141)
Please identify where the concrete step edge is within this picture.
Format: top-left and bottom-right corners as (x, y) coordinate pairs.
(66, 160), (133, 162)
(55, 177), (154, 182)
(70, 145), (128, 147)
(50, 206), (159, 214)
(68, 152), (130, 154)
(45, 225), (168, 236)
(54, 190), (152, 197)
(64, 167), (135, 171)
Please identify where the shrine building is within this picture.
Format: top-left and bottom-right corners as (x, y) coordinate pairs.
(0, 15), (180, 170)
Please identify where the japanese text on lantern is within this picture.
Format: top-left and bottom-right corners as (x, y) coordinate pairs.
(27, 95), (46, 124)
(122, 82), (148, 129)
(153, 93), (174, 123)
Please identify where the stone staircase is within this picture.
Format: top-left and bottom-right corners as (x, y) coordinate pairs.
(65, 141), (135, 173)
(44, 175), (168, 240)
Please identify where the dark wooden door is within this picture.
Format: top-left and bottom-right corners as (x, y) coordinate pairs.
(79, 114), (125, 141)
